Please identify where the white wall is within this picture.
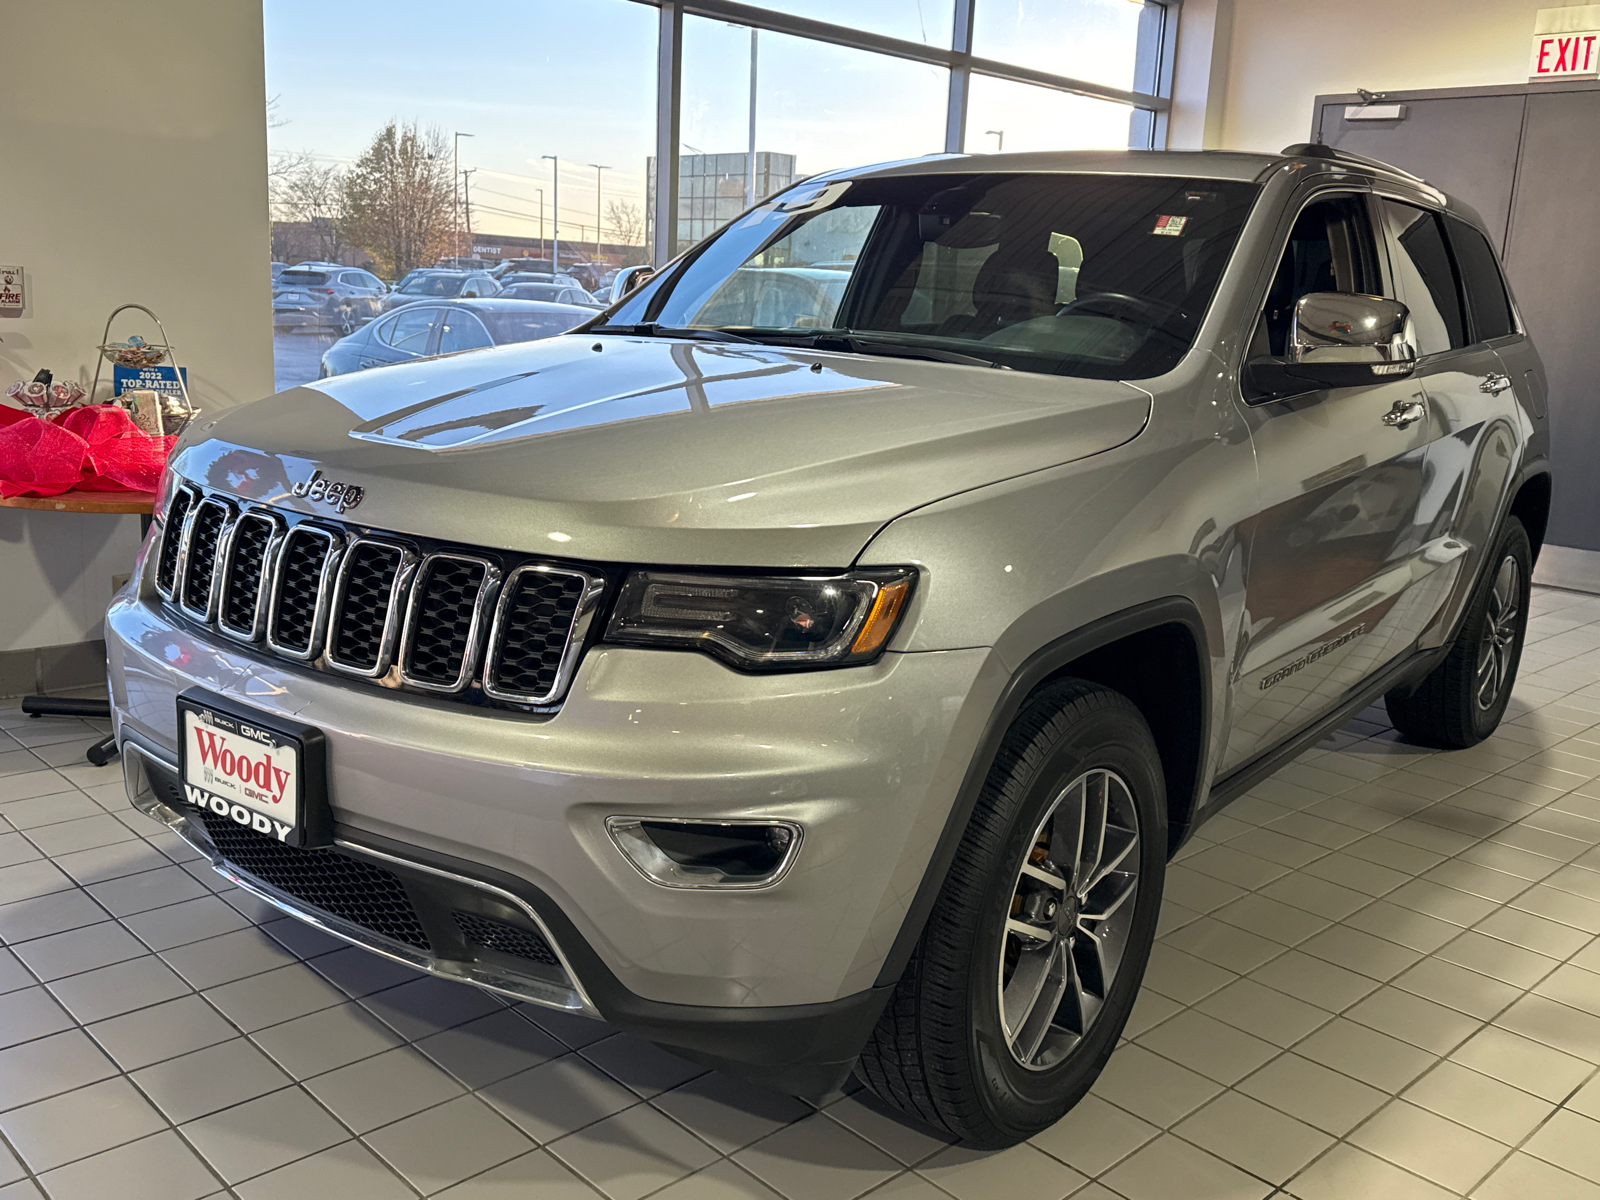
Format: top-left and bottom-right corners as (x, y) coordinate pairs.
(0, 0), (272, 652)
(1174, 0), (1550, 152)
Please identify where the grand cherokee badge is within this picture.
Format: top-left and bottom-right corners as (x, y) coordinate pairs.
(291, 469), (364, 514)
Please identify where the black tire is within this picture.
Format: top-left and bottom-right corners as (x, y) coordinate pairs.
(857, 679), (1166, 1148)
(1386, 517), (1532, 749)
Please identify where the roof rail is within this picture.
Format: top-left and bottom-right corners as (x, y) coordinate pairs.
(1278, 142), (1431, 187)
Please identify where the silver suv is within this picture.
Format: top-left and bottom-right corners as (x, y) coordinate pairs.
(109, 146), (1550, 1148)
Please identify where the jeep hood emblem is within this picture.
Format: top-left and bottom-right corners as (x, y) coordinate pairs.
(291, 469), (364, 514)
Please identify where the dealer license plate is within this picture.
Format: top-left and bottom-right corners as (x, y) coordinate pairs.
(177, 691), (328, 847)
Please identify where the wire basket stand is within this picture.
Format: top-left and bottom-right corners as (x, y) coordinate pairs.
(89, 303), (195, 421)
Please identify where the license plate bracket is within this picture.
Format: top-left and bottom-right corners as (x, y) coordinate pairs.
(176, 688), (331, 847)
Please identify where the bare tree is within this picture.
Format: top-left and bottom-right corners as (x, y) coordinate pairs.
(606, 199), (649, 266)
(272, 159), (346, 262)
(340, 121), (454, 279)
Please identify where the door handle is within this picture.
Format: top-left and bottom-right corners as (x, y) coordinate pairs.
(1382, 399), (1426, 429)
(1480, 372), (1513, 395)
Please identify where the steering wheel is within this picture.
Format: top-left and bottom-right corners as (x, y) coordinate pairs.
(1059, 291), (1185, 328)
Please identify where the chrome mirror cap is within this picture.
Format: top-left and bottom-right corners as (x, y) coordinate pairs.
(1290, 292), (1416, 368)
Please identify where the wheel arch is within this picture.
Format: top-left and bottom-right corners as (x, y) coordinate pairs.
(1509, 468), (1551, 560)
(872, 595), (1212, 990)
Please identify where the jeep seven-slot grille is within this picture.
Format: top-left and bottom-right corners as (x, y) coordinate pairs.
(195, 810), (431, 950)
(329, 542), (403, 670)
(220, 514), (274, 634)
(452, 911), (560, 966)
(404, 556), (488, 686)
(156, 485), (601, 709)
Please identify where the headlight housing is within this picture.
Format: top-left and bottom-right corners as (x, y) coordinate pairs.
(605, 568), (915, 669)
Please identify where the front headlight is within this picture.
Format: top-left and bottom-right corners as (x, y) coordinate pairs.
(605, 568), (915, 669)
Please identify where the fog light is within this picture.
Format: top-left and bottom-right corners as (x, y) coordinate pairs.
(606, 817), (803, 889)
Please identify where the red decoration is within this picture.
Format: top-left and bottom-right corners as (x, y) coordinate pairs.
(0, 404), (175, 498)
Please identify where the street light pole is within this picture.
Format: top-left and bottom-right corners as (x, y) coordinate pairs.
(536, 189), (545, 257)
(588, 164), (609, 263)
(453, 132), (474, 260)
(541, 155), (560, 271)
(986, 129), (1004, 152)
(461, 168), (477, 243)
(746, 28), (758, 208)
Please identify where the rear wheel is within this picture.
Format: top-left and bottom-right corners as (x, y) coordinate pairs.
(857, 679), (1166, 1147)
(1386, 517), (1531, 748)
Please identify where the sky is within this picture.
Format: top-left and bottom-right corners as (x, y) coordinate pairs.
(265, 0), (1145, 246)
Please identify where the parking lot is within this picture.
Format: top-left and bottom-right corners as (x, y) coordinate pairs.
(273, 332), (335, 393)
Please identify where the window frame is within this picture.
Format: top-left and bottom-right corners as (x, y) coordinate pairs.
(1375, 195), (1470, 358)
(1442, 214), (1521, 345)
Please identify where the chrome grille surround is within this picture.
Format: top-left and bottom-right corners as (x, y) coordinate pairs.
(265, 524), (345, 662)
(483, 565), (608, 706)
(325, 538), (417, 679)
(399, 553), (501, 694)
(178, 497), (234, 623)
(215, 510), (284, 643)
(150, 484), (604, 710)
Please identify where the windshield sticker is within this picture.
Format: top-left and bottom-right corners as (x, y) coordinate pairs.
(1151, 215), (1188, 237)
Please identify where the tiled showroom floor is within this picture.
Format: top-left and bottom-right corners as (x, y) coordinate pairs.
(5, 588), (1600, 1199)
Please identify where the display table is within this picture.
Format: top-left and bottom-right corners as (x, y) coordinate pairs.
(0, 488), (155, 516)
(3, 488), (155, 764)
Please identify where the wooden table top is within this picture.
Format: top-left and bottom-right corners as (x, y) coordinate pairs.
(0, 489), (156, 515)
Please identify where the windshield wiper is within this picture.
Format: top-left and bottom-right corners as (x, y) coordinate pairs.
(590, 323), (758, 344)
(777, 331), (1007, 369)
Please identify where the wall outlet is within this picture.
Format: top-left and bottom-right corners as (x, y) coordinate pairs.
(111, 572), (132, 595)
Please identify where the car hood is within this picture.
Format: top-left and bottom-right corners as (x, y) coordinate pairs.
(175, 335), (1151, 567)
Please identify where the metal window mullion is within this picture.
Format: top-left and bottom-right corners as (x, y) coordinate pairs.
(652, 1), (682, 267)
(944, 0), (974, 154)
(1131, 0), (1180, 147)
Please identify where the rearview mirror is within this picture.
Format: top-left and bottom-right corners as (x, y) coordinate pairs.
(1248, 293), (1417, 396)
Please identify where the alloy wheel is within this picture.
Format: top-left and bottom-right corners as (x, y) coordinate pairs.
(998, 767), (1140, 1070)
(1475, 554), (1521, 711)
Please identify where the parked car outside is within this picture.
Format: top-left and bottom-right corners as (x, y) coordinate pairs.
(435, 256), (495, 271)
(499, 271), (582, 289)
(500, 282), (599, 307)
(270, 262), (288, 285)
(272, 266), (388, 334)
(317, 297), (595, 377)
(112, 147), (1549, 1149)
(379, 271), (500, 313)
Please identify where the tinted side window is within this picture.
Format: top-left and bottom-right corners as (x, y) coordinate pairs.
(1255, 195), (1380, 358)
(437, 311), (493, 354)
(1380, 200), (1466, 354)
(384, 307), (438, 353)
(1445, 217), (1516, 341)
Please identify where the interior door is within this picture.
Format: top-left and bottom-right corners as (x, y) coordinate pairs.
(1315, 94), (1526, 249)
(1225, 193), (1441, 772)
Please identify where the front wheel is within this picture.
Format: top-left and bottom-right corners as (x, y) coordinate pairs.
(1386, 517), (1532, 748)
(857, 679), (1166, 1147)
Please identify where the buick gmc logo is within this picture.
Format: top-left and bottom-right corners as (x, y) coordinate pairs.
(291, 469), (364, 514)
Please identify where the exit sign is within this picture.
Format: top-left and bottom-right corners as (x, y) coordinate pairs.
(1533, 6), (1600, 77)
(1531, 30), (1600, 76)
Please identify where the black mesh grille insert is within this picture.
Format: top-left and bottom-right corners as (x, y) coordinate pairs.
(271, 529), (333, 653)
(488, 571), (588, 700)
(157, 488), (195, 594)
(221, 516), (273, 633)
(181, 502), (228, 612)
(330, 542), (403, 670)
(452, 911), (559, 966)
(195, 810), (431, 950)
(405, 557), (487, 685)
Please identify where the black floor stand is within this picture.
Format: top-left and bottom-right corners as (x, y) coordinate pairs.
(21, 696), (119, 767)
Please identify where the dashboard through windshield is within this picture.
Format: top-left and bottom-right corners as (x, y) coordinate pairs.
(599, 172), (1260, 380)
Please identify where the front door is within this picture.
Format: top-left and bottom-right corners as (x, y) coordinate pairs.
(1224, 191), (1445, 773)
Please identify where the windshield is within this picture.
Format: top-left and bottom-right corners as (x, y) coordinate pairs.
(503, 284), (564, 301)
(480, 310), (588, 342)
(601, 172), (1258, 379)
(402, 275), (467, 296)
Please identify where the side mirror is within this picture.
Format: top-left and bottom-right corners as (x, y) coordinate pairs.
(1248, 293), (1417, 396)
(614, 265), (654, 299)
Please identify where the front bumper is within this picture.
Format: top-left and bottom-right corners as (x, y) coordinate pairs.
(107, 592), (998, 1088)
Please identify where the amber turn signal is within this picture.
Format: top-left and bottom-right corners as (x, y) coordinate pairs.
(851, 577), (912, 656)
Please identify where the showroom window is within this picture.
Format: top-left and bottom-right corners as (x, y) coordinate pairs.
(264, 0), (1174, 389)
